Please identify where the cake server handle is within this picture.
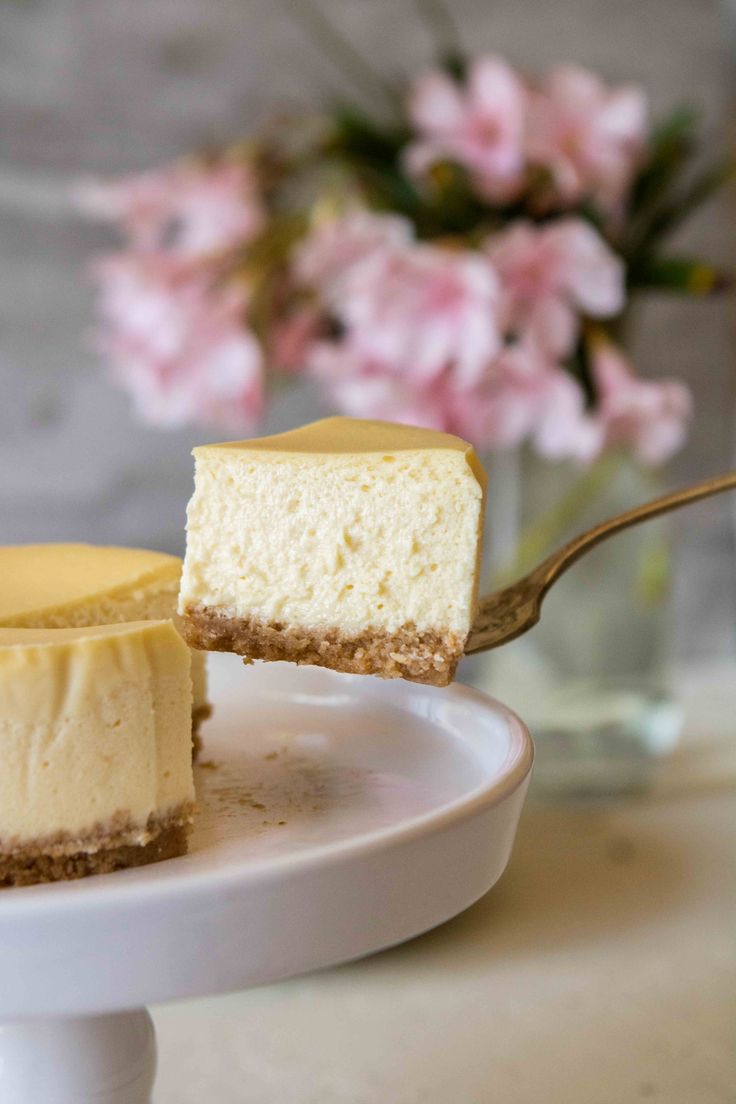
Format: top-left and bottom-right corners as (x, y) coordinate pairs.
(465, 469), (736, 655)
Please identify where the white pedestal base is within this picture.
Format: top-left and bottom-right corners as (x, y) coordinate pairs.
(0, 1009), (156, 1104)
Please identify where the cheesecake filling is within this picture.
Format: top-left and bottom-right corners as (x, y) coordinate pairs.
(180, 420), (486, 686)
(180, 449), (483, 635)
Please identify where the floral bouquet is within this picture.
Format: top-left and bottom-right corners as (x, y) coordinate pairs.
(77, 5), (733, 789)
(78, 4), (729, 475)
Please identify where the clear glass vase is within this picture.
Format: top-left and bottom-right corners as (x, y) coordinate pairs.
(460, 448), (683, 798)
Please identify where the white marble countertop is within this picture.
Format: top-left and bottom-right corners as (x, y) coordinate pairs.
(151, 665), (736, 1103)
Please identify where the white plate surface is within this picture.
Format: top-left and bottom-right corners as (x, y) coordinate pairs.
(0, 654), (533, 1019)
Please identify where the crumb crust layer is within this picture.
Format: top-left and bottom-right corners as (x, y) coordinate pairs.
(182, 605), (464, 687)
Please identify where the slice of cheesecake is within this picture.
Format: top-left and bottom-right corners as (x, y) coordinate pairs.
(0, 543), (211, 751)
(0, 620), (195, 887)
(179, 417), (486, 686)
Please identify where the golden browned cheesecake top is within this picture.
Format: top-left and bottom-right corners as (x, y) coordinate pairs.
(195, 416), (487, 488)
(0, 543), (182, 626)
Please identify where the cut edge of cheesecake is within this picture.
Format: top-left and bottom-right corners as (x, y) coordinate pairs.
(180, 417), (487, 687)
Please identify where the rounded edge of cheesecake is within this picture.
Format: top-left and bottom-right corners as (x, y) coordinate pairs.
(0, 543), (212, 756)
(0, 543), (183, 627)
(0, 620), (196, 889)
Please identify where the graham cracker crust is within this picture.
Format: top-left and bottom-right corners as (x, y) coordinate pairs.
(0, 806), (193, 889)
(181, 605), (464, 687)
(191, 702), (212, 760)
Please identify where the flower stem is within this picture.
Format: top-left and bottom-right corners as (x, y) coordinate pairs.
(412, 0), (463, 63)
(493, 452), (624, 585)
(278, 0), (398, 114)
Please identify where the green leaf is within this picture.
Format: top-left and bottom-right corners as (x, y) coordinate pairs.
(325, 108), (426, 220)
(629, 105), (699, 216)
(635, 535), (672, 607)
(652, 104), (699, 145)
(328, 109), (501, 236)
(441, 54), (466, 81)
(566, 333), (596, 408)
(330, 107), (409, 159)
(628, 254), (731, 295)
(637, 158), (735, 249)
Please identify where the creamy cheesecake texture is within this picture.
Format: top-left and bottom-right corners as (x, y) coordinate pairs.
(180, 417), (486, 686)
(0, 620), (195, 886)
(0, 543), (209, 738)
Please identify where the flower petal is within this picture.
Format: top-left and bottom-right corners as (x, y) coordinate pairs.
(408, 70), (467, 135)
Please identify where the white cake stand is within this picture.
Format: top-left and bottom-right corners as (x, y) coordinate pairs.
(0, 654), (533, 1103)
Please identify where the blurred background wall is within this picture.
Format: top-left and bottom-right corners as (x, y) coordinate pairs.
(1, 0), (734, 658)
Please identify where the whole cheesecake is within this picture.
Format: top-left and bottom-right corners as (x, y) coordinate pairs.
(0, 543), (211, 749)
(0, 620), (195, 887)
(179, 417), (487, 687)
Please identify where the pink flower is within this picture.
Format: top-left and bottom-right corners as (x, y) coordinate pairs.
(297, 209), (502, 387)
(341, 243), (502, 386)
(487, 218), (625, 356)
(79, 156), (267, 429)
(308, 332), (600, 460)
(270, 307), (323, 372)
(405, 56), (527, 201)
(294, 207), (412, 299)
(76, 160), (264, 258)
(308, 340), (518, 442)
(527, 65), (648, 210)
(91, 252), (263, 429)
(168, 162), (264, 256)
(592, 341), (692, 464)
(76, 171), (176, 248)
(532, 370), (605, 462)
(299, 209), (608, 460)
(468, 343), (603, 460)
(308, 342), (455, 431)
(456, 341), (553, 448)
